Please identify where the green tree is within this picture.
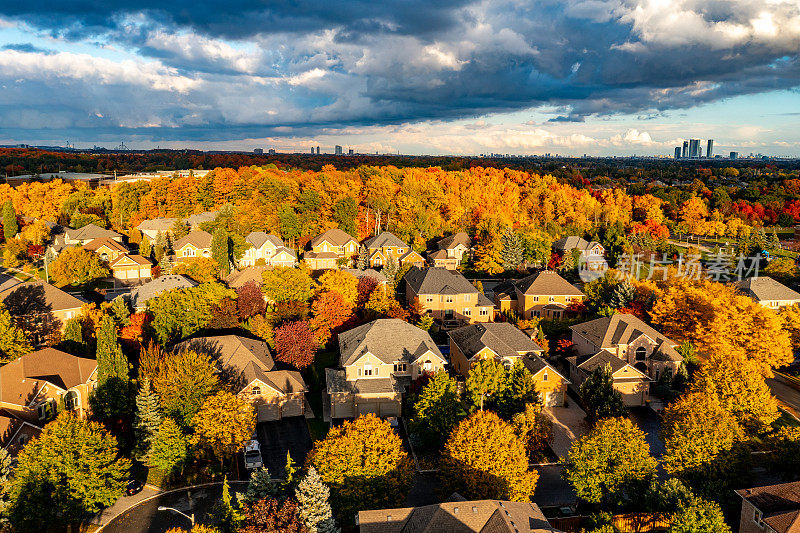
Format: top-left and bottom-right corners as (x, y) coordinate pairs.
(411, 371), (462, 448)
(295, 466), (339, 533)
(133, 377), (162, 462)
(332, 196), (357, 236)
(149, 417), (190, 476)
(50, 246), (110, 287)
(500, 227), (524, 270)
(148, 283), (236, 345)
(495, 360), (539, 419)
(110, 295), (131, 327)
(441, 410), (538, 501)
(240, 468), (278, 506)
(308, 414), (413, 525)
(2, 201), (17, 240)
(216, 475), (244, 533)
(416, 313), (434, 332)
(140, 235), (152, 258)
(8, 413), (130, 530)
(278, 205), (300, 246)
(768, 427), (800, 480)
(466, 358), (506, 410)
(383, 252), (399, 286)
(579, 363), (627, 423)
(90, 315), (132, 421)
(60, 316), (86, 355)
(171, 219), (189, 241)
(356, 245), (368, 270)
(262, 265), (317, 303)
(212, 226), (230, 275)
(0, 304), (30, 363)
(153, 350), (220, 428)
(669, 497), (730, 533)
(0, 448), (11, 520)
(154, 231), (168, 262)
(564, 417), (657, 506)
(191, 391), (256, 469)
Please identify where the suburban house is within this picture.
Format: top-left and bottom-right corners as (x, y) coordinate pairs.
(83, 237), (129, 262)
(304, 228), (359, 270)
(405, 267), (494, 325)
(427, 249), (459, 270)
(449, 322), (569, 407)
(174, 230), (213, 263)
(437, 232), (472, 262)
(362, 231), (424, 269)
(565, 350), (651, 406)
(736, 481), (800, 533)
(358, 499), (562, 533)
(494, 270), (585, 320)
(0, 347), (97, 427)
(136, 211), (218, 240)
(108, 254), (152, 283)
(552, 236), (608, 271)
(227, 266), (270, 290)
(175, 335), (309, 421)
(340, 268), (389, 286)
(326, 319), (446, 419)
(240, 232), (297, 268)
(0, 280), (84, 344)
(734, 276), (800, 310)
(63, 224), (123, 246)
(0, 409), (41, 459)
(129, 274), (198, 310)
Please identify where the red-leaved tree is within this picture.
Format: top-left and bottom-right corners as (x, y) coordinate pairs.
(310, 290), (354, 346)
(237, 280), (266, 320)
(240, 498), (307, 533)
(274, 320), (317, 369)
(356, 276), (379, 306)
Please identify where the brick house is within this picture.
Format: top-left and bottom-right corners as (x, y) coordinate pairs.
(736, 481), (800, 533)
(304, 228), (359, 270)
(326, 319), (446, 419)
(494, 270), (585, 320)
(174, 230), (213, 263)
(363, 231), (424, 269)
(0, 279), (84, 345)
(448, 322), (569, 407)
(405, 267), (494, 326)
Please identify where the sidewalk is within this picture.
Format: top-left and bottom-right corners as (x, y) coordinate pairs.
(91, 485), (162, 526)
(544, 403), (589, 459)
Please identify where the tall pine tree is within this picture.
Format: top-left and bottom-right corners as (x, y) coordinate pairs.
(295, 467), (339, 533)
(383, 253), (399, 286)
(133, 377), (161, 461)
(60, 317), (86, 356)
(2, 201), (17, 241)
(211, 226), (230, 275)
(90, 315), (132, 421)
(356, 245), (368, 270)
(500, 227), (524, 271)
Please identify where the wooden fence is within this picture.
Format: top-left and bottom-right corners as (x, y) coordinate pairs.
(549, 513), (670, 533)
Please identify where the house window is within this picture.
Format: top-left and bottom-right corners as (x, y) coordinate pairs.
(542, 371), (548, 382)
(65, 311), (74, 319)
(393, 362), (408, 372)
(252, 386), (261, 396)
(187, 248), (195, 257)
(64, 390), (79, 411)
(423, 361), (432, 371)
(503, 360), (512, 370)
(426, 296), (433, 303)
(445, 296), (454, 303)
(464, 295), (470, 302)
(548, 296), (555, 302)
(358, 368), (362, 376)
(635, 347), (647, 361)
(464, 308), (471, 316)
(364, 364), (373, 376)
(533, 296), (539, 302)
(37, 401), (54, 421)
(479, 309), (488, 316)
(754, 508), (763, 526)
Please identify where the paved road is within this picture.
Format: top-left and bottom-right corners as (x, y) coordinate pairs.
(544, 403), (589, 459)
(91, 485), (161, 526)
(767, 375), (800, 419)
(533, 464), (577, 507)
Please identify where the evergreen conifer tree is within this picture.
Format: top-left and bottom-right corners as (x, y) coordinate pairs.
(500, 228), (523, 271)
(295, 466), (339, 533)
(356, 245), (368, 270)
(96, 315), (128, 382)
(2, 201), (17, 241)
(133, 377), (161, 461)
(60, 317), (85, 356)
(110, 296), (131, 327)
(383, 253), (399, 285)
(212, 226), (230, 275)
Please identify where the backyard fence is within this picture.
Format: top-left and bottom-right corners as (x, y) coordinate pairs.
(549, 512), (670, 533)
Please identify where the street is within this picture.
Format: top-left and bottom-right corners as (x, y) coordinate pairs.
(767, 375), (800, 419)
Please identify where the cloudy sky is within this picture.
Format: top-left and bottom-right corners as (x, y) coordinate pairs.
(0, 0), (799, 156)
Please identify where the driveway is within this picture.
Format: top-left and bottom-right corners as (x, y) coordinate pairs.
(544, 403), (589, 459)
(628, 407), (665, 459)
(91, 485), (161, 526)
(256, 416), (313, 479)
(533, 464), (577, 508)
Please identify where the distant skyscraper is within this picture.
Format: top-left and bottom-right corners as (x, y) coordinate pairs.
(730, 151), (738, 159)
(316, 146), (320, 155)
(682, 141), (688, 158)
(348, 148), (354, 155)
(689, 139), (700, 158)
(335, 145), (343, 155)
(253, 148), (263, 155)
(706, 139), (714, 158)
(310, 147), (315, 154)
(268, 149), (276, 155)
(674, 147), (681, 159)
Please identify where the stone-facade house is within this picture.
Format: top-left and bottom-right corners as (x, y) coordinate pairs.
(552, 236), (608, 271)
(174, 335), (309, 422)
(240, 232), (297, 268)
(363, 231), (424, 269)
(174, 230), (213, 263)
(734, 276), (800, 310)
(736, 481), (800, 533)
(449, 322), (569, 407)
(405, 267), (494, 326)
(494, 270), (585, 320)
(326, 319), (446, 419)
(304, 228), (359, 270)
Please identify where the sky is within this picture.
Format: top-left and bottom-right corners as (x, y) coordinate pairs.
(0, 0), (799, 157)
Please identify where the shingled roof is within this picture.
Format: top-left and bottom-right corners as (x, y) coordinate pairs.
(514, 270), (584, 296)
(736, 482), (800, 533)
(129, 274), (198, 308)
(405, 266), (478, 295)
(226, 266), (270, 289)
(245, 232), (284, 249)
(0, 280), (84, 313)
(437, 232), (471, 250)
(552, 236), (600, 252)
(338, 318), (443, 366)
(363, 231), (407, 249)
(0, 348), (97, 405)
(309, 228), (356, 248)
(174, 334), (275, 374)
(174, 230), (212, 250)
(64, 223), (121, 242)
(570, 313), (682, 362)
(325, 368), (401, 395)
(242, 363), (306, 395)
(449, 322), (542, 359)
(735, 276), (800, 303)
(83, 237), (129, 254)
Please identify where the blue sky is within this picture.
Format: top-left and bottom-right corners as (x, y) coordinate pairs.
(0, 0), (798, 156)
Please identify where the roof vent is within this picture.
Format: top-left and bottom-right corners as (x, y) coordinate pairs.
(454, 507), (459, 514)
(472, 506), (478, 513)
(387, 515), (392, 522)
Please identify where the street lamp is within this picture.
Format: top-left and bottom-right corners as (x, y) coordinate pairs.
(157, 506), (195, 526)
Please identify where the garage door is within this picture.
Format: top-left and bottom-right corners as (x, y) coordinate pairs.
(357, 403), (379, 416)
(258, 404), (280, 422)
(545, 391), (564, 407)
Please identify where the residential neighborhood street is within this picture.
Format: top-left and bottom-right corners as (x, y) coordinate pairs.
(767, 375), (800, 418)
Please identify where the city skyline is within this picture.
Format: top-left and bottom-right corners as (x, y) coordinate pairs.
(0, 2), (799, 156)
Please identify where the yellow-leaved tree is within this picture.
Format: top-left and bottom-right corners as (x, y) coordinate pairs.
(191, 391), (256, 470)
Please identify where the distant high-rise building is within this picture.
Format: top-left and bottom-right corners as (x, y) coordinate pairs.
(348, 148), (354, 155)
(674, 147), (681, 159)
(268, 149), (276, 155)
(335, 145), (343, 155)
(316, 146), (320, 155)
(689, 139), (700, 158)
(730, 151), (738, 159)
(706, 139), (714, 158)
(310, 147), (315, 154)
(253, 148), (263, 155)
(682, 141), (688, 158)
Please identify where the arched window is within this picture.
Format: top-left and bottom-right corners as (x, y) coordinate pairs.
(635, 347), (647, 361)
(65, 390), (79, 411)
(252, 386), (261, 396)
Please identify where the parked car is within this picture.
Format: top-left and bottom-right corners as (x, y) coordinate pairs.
(125, 478), (144, 496)
(243, 439), (263, 471)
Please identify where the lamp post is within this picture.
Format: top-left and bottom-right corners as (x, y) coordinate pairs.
(157, 506), (195, 527)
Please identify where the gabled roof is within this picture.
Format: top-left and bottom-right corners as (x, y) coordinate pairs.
(110, 254), (152, 267)
(227, 266), (270, 289)
(243, 364), (307, 395)
(338, 318), (443, 366)
(341, 268), (388, 284)
(309, 228), (356, 248)
(570, 314), (682, 362)
(0, 280), (84, 313)
(449, 322), (542, 360)
(400, 250), (425, 262)
(0, 348), (97, 405)
(514, 271), (584, 296)
(136, 217), (175, 232)
(405, 266), (478, 296)
(245, 232), (284, 249)
(437, 232), (471, 250)
(174, 230), (212, 250)
(186, 211), (218, 227)
(129, 274), (198, 308)
(427, 249), (451, 260)
(83, 238), (129, 254)
(735, 276), (800, 303)
(65, 223), (121, 242)
(325, 368), (401, 395)
(272, 246), (297, 259)
(736, 482), (800, 533)
(173, 334), (275, 374)
(363, 231), (407, 250)
(571, 349), (649, 379)
(552, 236), (600, 252)
(358, 500), (560, 533)
(522, 356), (570, 383)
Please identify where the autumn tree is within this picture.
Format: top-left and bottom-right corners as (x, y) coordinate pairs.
(512, 403), (553, 456)
(8, 413), (130, 530)
(441, 410), (538, 501)
(20, 218), (50, 245)
(767, 427), (800, 480)
(2, 201), (17, 240)
(148, 283), (236, 344)
(669, 497), (730, 533)
(149, 417), (191, 476)
(579, 363), (627, 423)
(262, 265), (317, 303)
(411, 371), (462, 449)
(308, 414), (413, 524)
(237, 280), (266, 319)
(295, 467), (338, 533)
(0, 304), (30, 363)
(274, 320), (318, 369)
(50, 246), (110, 287)
(466, 358), (506, 410)
(495, 360), (539, 419)
(332, 196), (357, 236)
(564, 417), (657, 506)
(192, 391), (256, 469)
(172, 257), (220, 283)
(474, 228), (503, 275)
(310, 291), (354, 346)
(152, 350), (220, 428)
(240, 498), (306, 533)
(317, 269), (358, 306)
